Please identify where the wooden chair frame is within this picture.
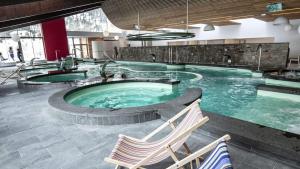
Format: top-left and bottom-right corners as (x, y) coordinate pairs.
(105, 99), (210, 169)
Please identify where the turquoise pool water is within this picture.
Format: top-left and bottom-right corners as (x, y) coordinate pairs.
(21, 67), (58, 76)
(65, 82), (179, 109)
(29, 73), (87, 83)
(100, 62), (300, 134)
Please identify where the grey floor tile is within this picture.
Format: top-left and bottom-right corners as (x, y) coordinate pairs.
(274, 161), (300, 169)
(20, 149), (52, 167)
(0, 85), (299, 169)
(0, 151), (21, 165)
(5, 136), (41, 152)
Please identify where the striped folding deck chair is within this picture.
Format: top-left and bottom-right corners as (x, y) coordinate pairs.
(167, 135), (232, 169)
(104, 99), (209, 169)
(198, 140), (233, 169)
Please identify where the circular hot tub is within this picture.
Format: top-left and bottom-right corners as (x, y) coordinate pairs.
(17, 71), (88, 91)
(49, 79), (202, 125)
(65, 82), (180, 109)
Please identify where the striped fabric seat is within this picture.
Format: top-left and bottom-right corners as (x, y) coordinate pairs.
(108, 102), (204, 166)
(198, 141), (233, 169)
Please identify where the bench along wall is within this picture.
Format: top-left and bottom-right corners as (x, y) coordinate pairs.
(118, 43), (289, 70)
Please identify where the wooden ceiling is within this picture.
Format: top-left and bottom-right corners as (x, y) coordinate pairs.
(0, 0), (42, 7)
(0, 0), (105, 32)
(102, 0), (300, 30)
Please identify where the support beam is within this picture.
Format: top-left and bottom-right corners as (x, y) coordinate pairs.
(41, 18), (69, 61)
(0, 0), (104, 32)
(0, 0), (41, 6)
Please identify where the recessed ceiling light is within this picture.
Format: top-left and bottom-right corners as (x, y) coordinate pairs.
(261, 13), (267, 16)
(114, 36), (120, 40)
(273, 16), (289, 25)
(284, 24), (293, 32)
(203, 24), (215, 31)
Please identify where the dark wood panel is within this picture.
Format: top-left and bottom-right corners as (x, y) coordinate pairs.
(0, 0), (105, 31)
(0, 0), (41, 7)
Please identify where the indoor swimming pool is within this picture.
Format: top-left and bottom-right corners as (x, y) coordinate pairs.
(85, 61), (300, 134)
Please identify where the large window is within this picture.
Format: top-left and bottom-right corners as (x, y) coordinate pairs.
(68, 37), (90, 58)
(65, 8), (106, 32)
(0, 24), (45, 62)
(65, 8), (122, 33)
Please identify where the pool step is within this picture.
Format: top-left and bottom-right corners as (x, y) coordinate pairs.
(265, 78), (300, 89)
(257, 84), (300, 102)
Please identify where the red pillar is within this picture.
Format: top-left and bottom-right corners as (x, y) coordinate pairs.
(41, 18), (69, 61)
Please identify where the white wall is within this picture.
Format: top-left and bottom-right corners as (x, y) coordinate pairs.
(130, 19), (300, 58)
(92, 40), (120, 59)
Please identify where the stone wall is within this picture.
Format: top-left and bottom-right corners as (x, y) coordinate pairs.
(118, 43), (289, 70)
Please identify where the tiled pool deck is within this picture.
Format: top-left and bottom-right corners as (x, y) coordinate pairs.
(0, 81), (299, 169)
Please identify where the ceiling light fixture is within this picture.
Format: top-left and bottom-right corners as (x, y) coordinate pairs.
(203, 24), (215, 31)
(284, 24), (293, 32)
(273, 16), (289, 25)
(127, 32), (195, 41)
(114, 36), (120, 40)
(127, 0), (195, 41)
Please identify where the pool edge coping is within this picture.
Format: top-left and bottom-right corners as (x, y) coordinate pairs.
(48, 79), (202, 125)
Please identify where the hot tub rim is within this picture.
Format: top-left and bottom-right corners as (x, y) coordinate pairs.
(48, 79), (201, 117)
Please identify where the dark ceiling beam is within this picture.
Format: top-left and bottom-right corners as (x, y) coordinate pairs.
(0, 0), (105, 32)
(0, 5), (101, 32)
(0, 0), (42, 7)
